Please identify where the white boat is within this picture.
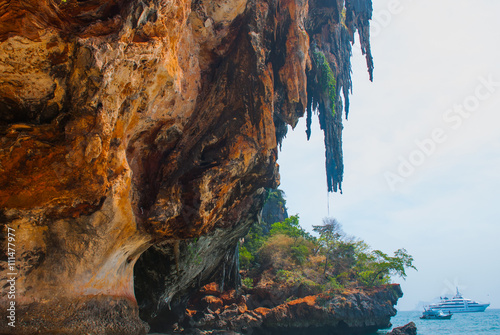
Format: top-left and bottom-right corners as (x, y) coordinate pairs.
(420, 309), (452, 320)
(427, 288), (490, 313)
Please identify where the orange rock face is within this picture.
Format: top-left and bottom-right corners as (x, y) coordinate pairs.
(0, 0), (307, 333)
(184, 282), (403, 334)
(0, 0), (373, 333)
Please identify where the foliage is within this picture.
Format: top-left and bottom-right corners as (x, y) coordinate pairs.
(313, 49), (337, 114)
(356, 248), (417, 287)
(313, 218), (343, 243)
(264, 188), (287, 208)
(242, 277), (254, 289)
(239, 189), (288, 263)
(313, 218), (344, 274)
(239, 245), (254, 268)
(239, 189), (417, 294)
(291, 244), (309, 265)
(259, 235), (295, 270)
(276, 269), (298, 283)
(326, 276), (343, 290)
(270, 215), (309, 240)
(241, 219), (266, 262)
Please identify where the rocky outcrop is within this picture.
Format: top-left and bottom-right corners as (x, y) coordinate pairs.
(0, 0), (373, 333)
(181, 283), (403, 334)
(260, 189), (288, 231)
(386, 322), (417, 335)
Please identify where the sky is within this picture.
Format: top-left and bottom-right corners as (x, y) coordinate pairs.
(278, 0), (500, 311)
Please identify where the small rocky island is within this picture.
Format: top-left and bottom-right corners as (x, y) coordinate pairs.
(139, 189), (413, 334)
(181, 283), (403, 334)
(0, 0), (408, 334)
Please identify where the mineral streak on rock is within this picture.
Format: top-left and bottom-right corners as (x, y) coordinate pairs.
(0, 0), (373, 333)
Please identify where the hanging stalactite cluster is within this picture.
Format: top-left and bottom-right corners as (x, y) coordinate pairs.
(305, 0), (373, 193)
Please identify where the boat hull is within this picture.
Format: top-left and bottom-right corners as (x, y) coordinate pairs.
(428, 304), (489, 313)
(420, 314), (452, 320)
(426, 289), (490, 314)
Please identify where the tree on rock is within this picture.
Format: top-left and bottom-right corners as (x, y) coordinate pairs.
(313, 218), (344, 275)
(358, 248), (417, 287)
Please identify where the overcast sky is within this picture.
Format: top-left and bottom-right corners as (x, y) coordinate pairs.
(278, 0), (500, 311)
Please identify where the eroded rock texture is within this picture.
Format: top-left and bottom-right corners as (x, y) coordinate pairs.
(0, 0), (373, 333)
(387, 322), (417, 335)
(182, 283), (403, 335)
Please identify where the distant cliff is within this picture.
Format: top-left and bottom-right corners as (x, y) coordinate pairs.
(0, 0), (374, 333)
(261, 189), (289, 232)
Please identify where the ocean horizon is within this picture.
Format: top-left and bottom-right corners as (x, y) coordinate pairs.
(380, 309), (500, 335)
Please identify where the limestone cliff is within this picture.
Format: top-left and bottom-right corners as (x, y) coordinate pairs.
(0, 0), (373, 334)
(260, 189), (288, 231)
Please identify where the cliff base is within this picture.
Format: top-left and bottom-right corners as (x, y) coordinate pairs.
(166, 283), (403, 335)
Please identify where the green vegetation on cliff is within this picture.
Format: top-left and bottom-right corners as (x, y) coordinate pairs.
(313, 49), (337, 114)
(239, 190), (416, 292)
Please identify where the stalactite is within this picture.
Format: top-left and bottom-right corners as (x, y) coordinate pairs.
(305, 0), (373, 193)
(306, 97), (313, 140)
(346, 0), (374, 81)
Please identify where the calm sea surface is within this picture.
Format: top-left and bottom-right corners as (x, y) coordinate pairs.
(379, 309), (500, 335)
(150, 309), (500, 334)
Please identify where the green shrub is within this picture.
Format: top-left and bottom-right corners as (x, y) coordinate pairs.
(326, 276), (343, 290)
(336, 272), (350, 286)
(270, 216), (305, 239)
(291, 244), (309, 265)
(276, 269), (292, 282)
(239, 245), (254, 268)
(313, 49), (337, 114)
(242, 277), (254, 289)
(300, 279), (322, 293)
(276, 269), (305, 284)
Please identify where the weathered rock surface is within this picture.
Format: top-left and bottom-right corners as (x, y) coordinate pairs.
(0, 0), (374, 333)
(180, 283), (403, 335)
(386, 322), (417, 335)
(260, 189), (288, 231)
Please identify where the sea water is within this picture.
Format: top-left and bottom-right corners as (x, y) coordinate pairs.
(150, 310), (500, 334)
(379, 309), (500, 335)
